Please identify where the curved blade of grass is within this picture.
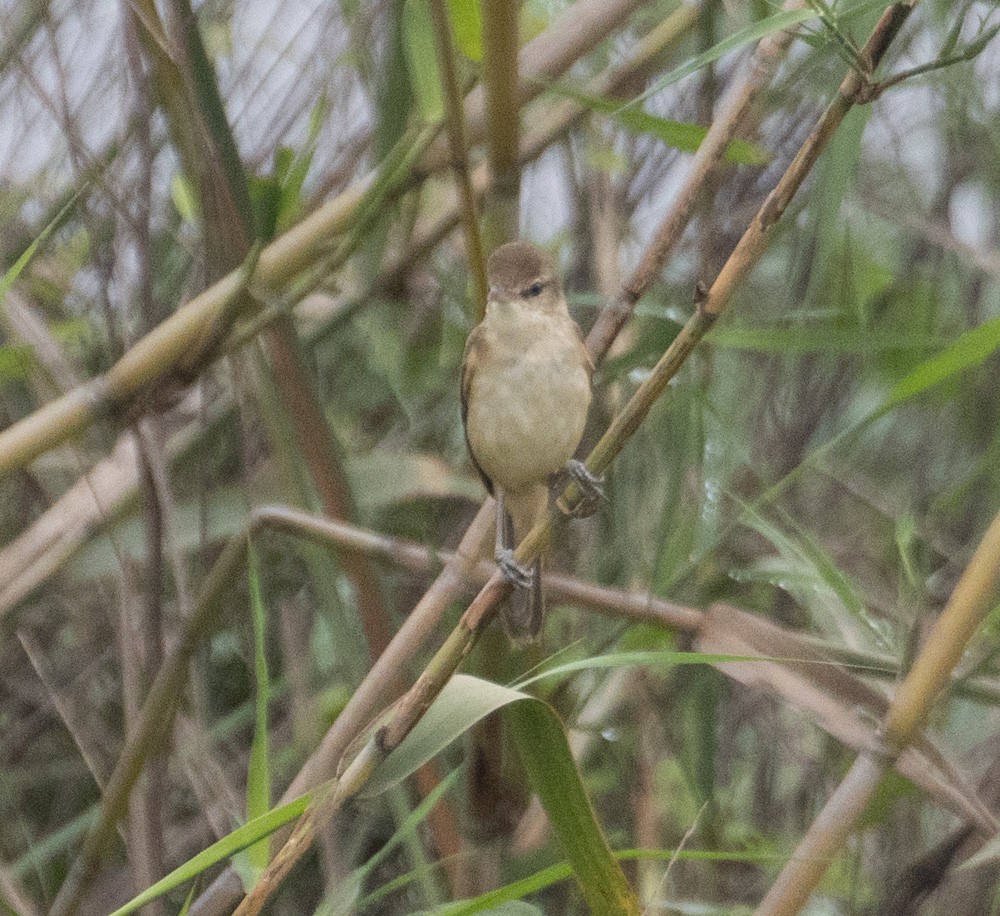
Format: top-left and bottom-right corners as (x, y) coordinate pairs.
(624, 0), (893, 113)
(360, 674), (639, 915)
(514, 649), (760, 690)
(106, 794), (312, 916)
(884, 314), (1000, 408)
(506, 699), (637, 915)
(243, 543), (272, 883)
(548, 83), (770, 165)
(320, 769), (460, 916)
(360, 656), (761, 795)
(621, 7), (818, 111)
(409, 848), (784, 914)
(0, 190), (83, 304)
(707, 326), (944, 354)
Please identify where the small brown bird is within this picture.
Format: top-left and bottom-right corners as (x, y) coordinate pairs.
(461, 240), (601, 640)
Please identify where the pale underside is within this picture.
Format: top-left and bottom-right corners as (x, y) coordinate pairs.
(465, 300), (591, 541)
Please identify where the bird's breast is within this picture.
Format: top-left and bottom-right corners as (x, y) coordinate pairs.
(467, 311), (591, 493)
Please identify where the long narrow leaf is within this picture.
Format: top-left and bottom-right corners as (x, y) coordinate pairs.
(244, 542), (272, 881)
(508, 701), (637, 915)
(622, 8), (818, 111)
(359, 675), (639, 913)
(0, 190), (83, 304)
(884, 314), (1000, 407)
(549, 84), (770, 165)
(107, 795), (312, 916)
(412, 848), (784, 914)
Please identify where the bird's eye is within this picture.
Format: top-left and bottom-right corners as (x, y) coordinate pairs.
(525, 282), (544, 298)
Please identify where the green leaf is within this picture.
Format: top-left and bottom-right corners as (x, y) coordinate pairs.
(403, 0), (444, 120)
(550, 84), (770, 165)
(623, 7), (819, 112)
(736, 502), (888, 649)
(0, 188), (83, 304)
(177, 880), (198, 916)
(244, 543), (272, 883)
(515, 650), (752, 690)
(248, 173), (282, 241)
(508, 701), (638, 915)
(321, 770), (460, 915)
(359, 675), (639, 914)
(408, 848), (781, 914)
(448, 0), (482, 61)
(884, 314), (1000, 407)
(274, 97), (325, 234)
(170, 174), (199, 225)
(106, 794), (311, 916)
(706, 326), (943, 354)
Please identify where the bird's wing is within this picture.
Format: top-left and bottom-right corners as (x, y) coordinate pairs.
(460, 325), (494, 494)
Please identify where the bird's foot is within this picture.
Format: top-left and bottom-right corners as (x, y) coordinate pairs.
(496, 548), (533, 589)
(550, 459), (605, 518)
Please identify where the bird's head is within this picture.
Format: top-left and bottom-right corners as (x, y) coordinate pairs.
(486, 241), (563, 314)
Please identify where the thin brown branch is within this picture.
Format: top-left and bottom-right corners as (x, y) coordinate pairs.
(587, 0), (807, 365)
(253, 504), (704, 632)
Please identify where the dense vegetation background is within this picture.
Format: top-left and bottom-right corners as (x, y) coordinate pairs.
(1, 1), (999, 914)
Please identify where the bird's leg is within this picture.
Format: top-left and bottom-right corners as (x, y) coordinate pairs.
(550, 459), (605, 518)
(495, 492), (532, 588)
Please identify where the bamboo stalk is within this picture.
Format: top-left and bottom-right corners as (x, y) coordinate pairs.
(757, 506), (1000, 916)
(429, 0), (488, 318)
(481, 0), (522, 246)
(420, 0), (652, 175)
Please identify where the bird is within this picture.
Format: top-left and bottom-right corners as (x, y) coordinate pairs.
(461, 240), (601, 641)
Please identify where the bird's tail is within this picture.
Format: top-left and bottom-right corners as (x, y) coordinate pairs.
(503, 485), (548, 643)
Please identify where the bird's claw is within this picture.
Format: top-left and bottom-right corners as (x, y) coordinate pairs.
(551, 459), (605, 518)
(496, 548), (533, 589)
